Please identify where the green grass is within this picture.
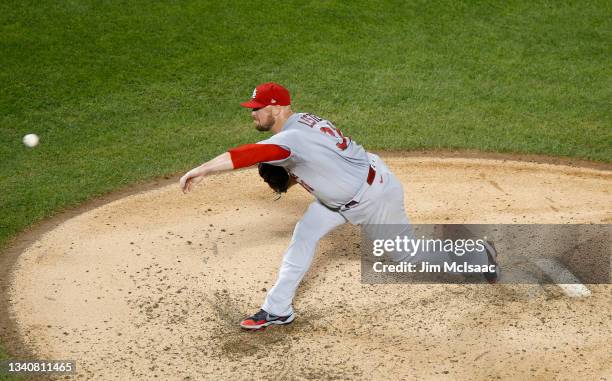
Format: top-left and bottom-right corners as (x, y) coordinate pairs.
(0, 345), (23, 381)
(0, 0), (610, 364)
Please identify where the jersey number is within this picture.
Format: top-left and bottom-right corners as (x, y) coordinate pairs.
(319, 123), (350, 151)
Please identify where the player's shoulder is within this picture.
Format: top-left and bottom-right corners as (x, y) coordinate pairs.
(259, 128), (300, 146)
(288, 112), (330, 129)
(263, 114), (320, 147)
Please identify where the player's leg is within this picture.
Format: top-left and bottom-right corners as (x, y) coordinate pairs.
(260, 201), (346, 317)
(355, 157), (492, 274)
(357, 168), (440, 263)
(342, 155), (410, 247)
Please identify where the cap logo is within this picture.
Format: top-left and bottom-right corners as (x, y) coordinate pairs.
(252, 88), (257, 99)
(271, 99), (276, 104)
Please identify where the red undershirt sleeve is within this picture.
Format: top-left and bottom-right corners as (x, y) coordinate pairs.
(228, 143), (291, 169)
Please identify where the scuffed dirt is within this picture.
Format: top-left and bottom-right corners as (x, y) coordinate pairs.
(3, 155), (612, 380)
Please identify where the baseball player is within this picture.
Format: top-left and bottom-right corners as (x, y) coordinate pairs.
(180, 82), (499, 330)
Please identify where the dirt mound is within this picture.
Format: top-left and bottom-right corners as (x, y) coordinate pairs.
(3, 155), (611, 380)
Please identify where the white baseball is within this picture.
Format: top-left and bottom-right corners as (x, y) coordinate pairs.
(23, 134), (39, 148)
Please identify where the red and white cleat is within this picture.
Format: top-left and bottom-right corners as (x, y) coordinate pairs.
(240, 309), (295, 330)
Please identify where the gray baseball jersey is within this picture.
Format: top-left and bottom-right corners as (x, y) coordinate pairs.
(259, 112), (370, 208)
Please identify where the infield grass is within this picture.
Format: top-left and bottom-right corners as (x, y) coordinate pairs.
(0, 0), (610, 368)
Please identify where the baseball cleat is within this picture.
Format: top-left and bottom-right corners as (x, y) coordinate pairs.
(240, 309), (295, 330)
(483, 240), (500, 284)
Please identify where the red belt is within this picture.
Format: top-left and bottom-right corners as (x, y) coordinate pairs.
(366, 165), (376, 185)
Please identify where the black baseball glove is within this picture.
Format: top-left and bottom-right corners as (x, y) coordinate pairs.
(258, 163), (290, 194)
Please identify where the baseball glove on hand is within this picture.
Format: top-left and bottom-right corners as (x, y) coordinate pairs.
(258, 163), (290, 194)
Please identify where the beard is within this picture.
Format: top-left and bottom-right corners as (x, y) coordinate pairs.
(254, 117), (274, 131)
(255, 125), (271, 132)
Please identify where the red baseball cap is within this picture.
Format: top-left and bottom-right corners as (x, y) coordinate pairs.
(240, 82), (291, 108)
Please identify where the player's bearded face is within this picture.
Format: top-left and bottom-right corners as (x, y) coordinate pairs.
(252, 107), (275, 131)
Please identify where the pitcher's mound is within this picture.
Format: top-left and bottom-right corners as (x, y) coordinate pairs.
(4, 155), (612, 380)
